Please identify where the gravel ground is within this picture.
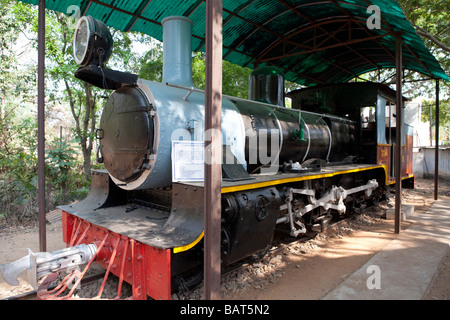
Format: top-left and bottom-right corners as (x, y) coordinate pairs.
(173, 204), (388, 300)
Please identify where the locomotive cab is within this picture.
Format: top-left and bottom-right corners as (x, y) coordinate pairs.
(287, 83), (414, 183)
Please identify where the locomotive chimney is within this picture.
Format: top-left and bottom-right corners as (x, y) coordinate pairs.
(249, 66), (285, 107)
(161, 16), (194, 87)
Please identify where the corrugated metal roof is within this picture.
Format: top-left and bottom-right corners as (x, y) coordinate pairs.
(21, 0), (449, 86)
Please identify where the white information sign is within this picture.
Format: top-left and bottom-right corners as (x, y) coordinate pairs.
(171, 140), (205, 182)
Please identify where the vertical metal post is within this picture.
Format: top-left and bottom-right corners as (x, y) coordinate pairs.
(394, 35), (402, 235)
(204, 0), (223, 300)
(38, 0), (46, 252)
(429, 103), (432, 147)
(434, 79), (439, 200)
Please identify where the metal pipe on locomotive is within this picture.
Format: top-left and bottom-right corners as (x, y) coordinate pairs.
(0, 16), (413, 300)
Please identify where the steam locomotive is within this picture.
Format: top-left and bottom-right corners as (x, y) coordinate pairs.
(0, 16), (414, 300)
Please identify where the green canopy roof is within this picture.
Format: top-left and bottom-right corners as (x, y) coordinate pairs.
(21, 0), (449, 86)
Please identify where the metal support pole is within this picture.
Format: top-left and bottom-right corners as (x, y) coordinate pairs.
(434, 79), (439, 200)
(394, 35), (402, 235)
(38, 0), (46, 252)
(204, 0), (223, 300)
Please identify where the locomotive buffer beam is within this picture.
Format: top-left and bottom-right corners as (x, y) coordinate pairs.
(0, 243), (97, 289)
(277, 179), (378, 237)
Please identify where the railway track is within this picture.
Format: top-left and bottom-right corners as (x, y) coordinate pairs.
(222, 213), (353, 276)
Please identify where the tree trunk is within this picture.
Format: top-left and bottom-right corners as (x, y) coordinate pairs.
(82, 82), (95, 181)
(65, 79), (96, 182)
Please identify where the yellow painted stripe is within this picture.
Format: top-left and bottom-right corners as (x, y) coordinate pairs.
(386, 174), (415, 185)
(173, 230), (204, 254)
(221, 165), (387, 193)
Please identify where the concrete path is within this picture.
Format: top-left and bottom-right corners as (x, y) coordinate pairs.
(323, 199), (450, 300)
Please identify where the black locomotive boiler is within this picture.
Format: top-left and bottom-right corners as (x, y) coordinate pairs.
(0, 15), (414, 300)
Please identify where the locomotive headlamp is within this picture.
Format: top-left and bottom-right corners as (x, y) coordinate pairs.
(73, 15), (137, 90)
(73, 15), (113, 67)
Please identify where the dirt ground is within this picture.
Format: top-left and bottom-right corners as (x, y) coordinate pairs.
(0, 177), (449, 300)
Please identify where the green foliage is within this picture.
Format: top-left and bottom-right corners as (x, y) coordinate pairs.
(222, 59), (253, 99)
(397, 0), (449, 94)
(0, 114), (39, 221)
(357, 1), (449, 93)
(138, 41), (163, 82)
(421, 100), (450, 124)
(420, 98), (450, 144)
(399, 0), (450, 142)
(192, 52), (252, 98)
(45, 137), (90, 207)
(45, 138), (77, 183)
(0, 1), (90, 222)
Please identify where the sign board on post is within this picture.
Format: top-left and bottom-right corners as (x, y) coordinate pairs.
(171, 140), (205, 182)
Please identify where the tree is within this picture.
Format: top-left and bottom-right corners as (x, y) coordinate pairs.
(42, 12), (100, 181)
(399, 0), (450, 56)
(14, 6), (153, 181)
(0, 0), (41, 220)
(192, 52), (253, 98)
(398, 0), (449, 96)
(399, 0), (449, 143)
(359, 1), (449, 96)
(0, 0), (37, 168)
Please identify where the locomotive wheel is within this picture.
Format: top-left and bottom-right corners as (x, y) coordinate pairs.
(249, 243), (271, 263)
(172, 267), (204, 295)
